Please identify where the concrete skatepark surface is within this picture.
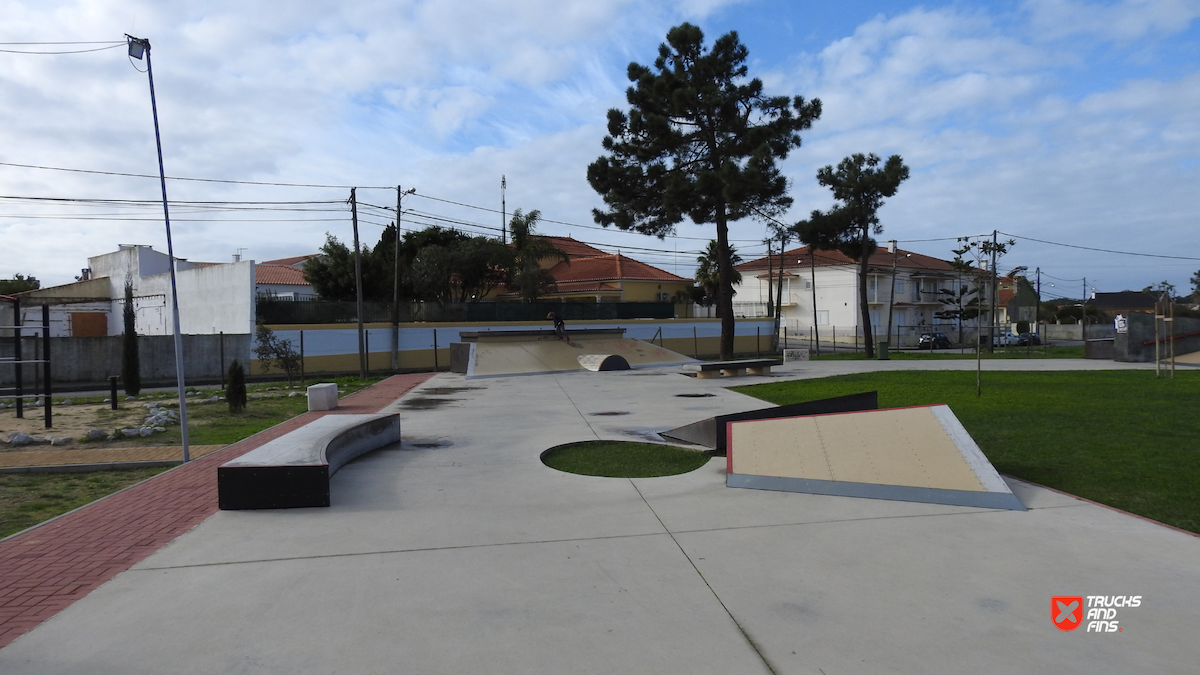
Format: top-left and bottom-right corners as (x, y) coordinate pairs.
(1, 358), (1198, 673)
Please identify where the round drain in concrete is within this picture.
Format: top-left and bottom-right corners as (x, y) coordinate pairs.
(541, 440), (710, 478)
(589, 411), (631, 416)
(675, 393), (715, 398)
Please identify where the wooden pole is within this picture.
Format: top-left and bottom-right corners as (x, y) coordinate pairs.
(350, 188), (366, 379)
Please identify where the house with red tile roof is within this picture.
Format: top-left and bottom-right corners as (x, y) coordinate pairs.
(491, 235), (692, 303)
(734, 245), (997, 346)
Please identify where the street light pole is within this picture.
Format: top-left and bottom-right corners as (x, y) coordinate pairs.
(127, 35), (189, 463)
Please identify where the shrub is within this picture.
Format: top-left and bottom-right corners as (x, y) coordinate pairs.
(227, 360), (247, 413)
(121, 279), (141, 396)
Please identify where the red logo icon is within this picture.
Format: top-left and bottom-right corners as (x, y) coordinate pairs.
(1053, 596), (1084, 631)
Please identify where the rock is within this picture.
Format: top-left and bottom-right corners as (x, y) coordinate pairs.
(104, 398), (112, 403)
(139, 427), (153, 437)
(289, 391), (301, 397)
(7, 432), (33, 446)
(50, 437), (72, 446)
(87, 429), (107, 440)
(208, 396), (220, 403)
(61, 399), (73, 406)
(106, 435), (115, 441)
(122, 428), (140, 437)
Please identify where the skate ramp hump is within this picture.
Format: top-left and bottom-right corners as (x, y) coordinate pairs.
(466, 336), (696, 379)
(727, 405), (1024, 510)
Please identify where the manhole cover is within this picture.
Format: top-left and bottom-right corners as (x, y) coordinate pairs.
(589, 411), (631, 416)
(675, 393), (715, 398)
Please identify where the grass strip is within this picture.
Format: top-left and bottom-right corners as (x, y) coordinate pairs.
(734, 370), (1200, 534)
(0, 467), (168, 539)
(543, 441), (711, 478)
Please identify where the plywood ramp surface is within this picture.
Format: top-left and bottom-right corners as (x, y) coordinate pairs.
(467, 337), (694, 378)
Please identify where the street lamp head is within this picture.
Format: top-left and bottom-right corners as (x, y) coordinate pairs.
(126, 35), (147, 60)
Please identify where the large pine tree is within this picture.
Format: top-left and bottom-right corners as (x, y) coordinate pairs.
(588, 23), (820, 359)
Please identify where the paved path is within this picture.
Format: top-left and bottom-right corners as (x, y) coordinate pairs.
(0, 373), (434, 649)
(1, 359), (1197, 674)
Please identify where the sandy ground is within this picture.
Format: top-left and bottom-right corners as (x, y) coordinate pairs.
(0, 401), (157, 447)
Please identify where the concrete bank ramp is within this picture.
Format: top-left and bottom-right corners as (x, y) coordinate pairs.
(461, 329), (696, 379)
(726, 404), (1025, 510)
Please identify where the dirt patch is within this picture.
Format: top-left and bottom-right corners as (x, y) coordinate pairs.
(0, 402), (164, 448)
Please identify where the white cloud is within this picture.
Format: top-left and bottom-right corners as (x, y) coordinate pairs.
(1023, 0), (1200, 42)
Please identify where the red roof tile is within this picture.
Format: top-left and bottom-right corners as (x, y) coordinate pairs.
(547, 254), (690, 284)
(255, 264), (310, 286)
(262, 254), (318, 268)
(542, 236), (608, 260)
(737, 246), (955, 273)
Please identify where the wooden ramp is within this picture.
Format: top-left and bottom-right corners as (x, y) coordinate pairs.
(462, 329), (696, 379)
(726, 405), (1024, 510)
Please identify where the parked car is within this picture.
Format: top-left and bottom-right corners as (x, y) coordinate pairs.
(992, 331), (1020, 347)
(1018, 332), (1042, 346)
(918, 332), (952, 349)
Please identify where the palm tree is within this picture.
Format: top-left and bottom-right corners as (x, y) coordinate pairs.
(508, 209), (569, 302)
(695, 241), (741, 311)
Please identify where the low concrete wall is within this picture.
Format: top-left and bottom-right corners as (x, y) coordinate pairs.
(0, 334), (251, 388)
(1114, 312), (1200, 362)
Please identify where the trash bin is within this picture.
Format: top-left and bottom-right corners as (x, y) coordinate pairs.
(877, 340), (889, 360)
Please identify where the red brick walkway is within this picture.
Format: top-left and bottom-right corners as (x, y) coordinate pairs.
(0, 373), (434, 649)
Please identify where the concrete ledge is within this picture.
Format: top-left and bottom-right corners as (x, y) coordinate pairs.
(218, 414), (400, 510)
(693, 358), (782, 378)
(307, 383), (339, 412)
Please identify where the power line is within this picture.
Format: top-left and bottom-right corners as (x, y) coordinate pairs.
(1000, 231), (1200, 262)
(0, 43), (124, 55)
(0, 162), (394, 190)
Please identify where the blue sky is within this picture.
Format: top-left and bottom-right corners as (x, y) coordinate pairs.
(2, 0), (1199, 300)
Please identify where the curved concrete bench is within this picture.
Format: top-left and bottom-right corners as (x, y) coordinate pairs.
(218, 414), (400, 510)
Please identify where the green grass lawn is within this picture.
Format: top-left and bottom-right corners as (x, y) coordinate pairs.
(801, 345), (1084, 360)
(0, 468), (168, 539)
(542, 441), (711, 478)
(85, 375), (384, 447)
(734, 370), (1200, 534)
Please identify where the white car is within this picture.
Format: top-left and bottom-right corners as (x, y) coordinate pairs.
(991, 331), (1020, 346)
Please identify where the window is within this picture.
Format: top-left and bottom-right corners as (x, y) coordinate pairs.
(869, 310), (881, 326)
(895, 279), (906, 293)
(816, 310), (829, 326)
(804, 279), (812, 290)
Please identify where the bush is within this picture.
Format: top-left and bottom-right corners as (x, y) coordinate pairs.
(253, 324), (302, 384)
(227, 360), (247, 413)
(121, 279), (141, 396)
(1015, 320), (1030, 334)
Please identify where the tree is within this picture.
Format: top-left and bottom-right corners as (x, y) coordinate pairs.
(1191, 270), (1200, 300)
(507, 209), (568, 302)
(694, 241), (742, 312)
(121, 279), (141, 396)
(0, 273), (39, 295)
(934, 282), (983, 346)
(587, 23), (821, 359)
(254, 324), (302, 385)
(227, 360), (247, 413)
(792, 153), (909, 358)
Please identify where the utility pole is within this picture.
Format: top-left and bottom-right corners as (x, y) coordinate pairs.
(990, 230), (999, 353)
(501, 175), (507, 245)
(1035, 267), (1041, 344)
(1081, 277), (1087, 342)
(350, 188), (366, 378)
(127, 35), (188, 463)
(810, 249), (820, 356)
(391, 185), (402, 371)
(765, 239), (774, 321)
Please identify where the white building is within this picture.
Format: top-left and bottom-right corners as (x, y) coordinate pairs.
(14, 246), (315, 337)
(734, 245), (976, 345)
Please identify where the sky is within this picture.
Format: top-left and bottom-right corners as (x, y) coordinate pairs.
(2, 0), (1199, 302)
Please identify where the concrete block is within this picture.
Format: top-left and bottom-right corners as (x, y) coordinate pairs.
(783, 348), (809, 362)
(307, 383), (338, 412)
